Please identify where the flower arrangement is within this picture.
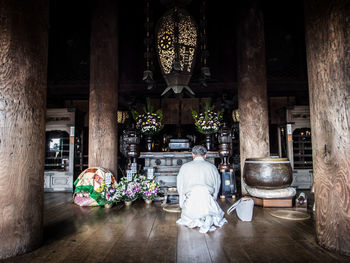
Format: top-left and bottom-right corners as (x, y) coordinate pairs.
(192, 99), (224, 134)
(100, 182), (122, 205)
(118, 175), (142, 202)
(140, 178), (159, 200)
(132, 98), (163, 135)
(99, 172), (121, 205)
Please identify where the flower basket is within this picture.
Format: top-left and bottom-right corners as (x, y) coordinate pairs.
(124, 200), (133, 206)
(144, 199), (153, 205)
(192, 99), (224, 135)
(100, 181), (122, 206)
(118, 175), (143, 203)
(132, 98), (163, 135)
(104, 203), (113, 209)
(140, 178), (159, 201)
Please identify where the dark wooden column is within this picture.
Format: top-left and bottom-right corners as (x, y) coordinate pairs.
(237, 0), (270, 194)
(89, 0), (118, 175)
(304, 0), (350, 255)
(0, 0), (48, 259)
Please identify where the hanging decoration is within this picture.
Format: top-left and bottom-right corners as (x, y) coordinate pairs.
(232, 109), (240, 122)
(199, 0), (211, 87)
(116, 110), (129, 124)
(143, 0), (155, 90)
(156, 6), (198, 96)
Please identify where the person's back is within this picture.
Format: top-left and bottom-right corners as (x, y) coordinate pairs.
(177, 156), (220, 202)
(176, 145), (227, 233)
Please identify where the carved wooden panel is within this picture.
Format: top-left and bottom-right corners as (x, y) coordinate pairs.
(181, 98), (199, 124)
(162, 98), (179, 124)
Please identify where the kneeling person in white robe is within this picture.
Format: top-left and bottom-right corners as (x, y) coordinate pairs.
(176, 145), (227, 233)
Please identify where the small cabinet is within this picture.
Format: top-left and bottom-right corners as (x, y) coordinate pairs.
(292, 128), (312, 169)
(45, 130), (70, 170)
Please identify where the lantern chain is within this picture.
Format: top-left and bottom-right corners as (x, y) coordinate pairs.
(199, 0), (211, 88)
(143, 0), (155, 90)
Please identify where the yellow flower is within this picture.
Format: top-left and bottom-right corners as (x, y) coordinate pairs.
(150, 182), (156, 190)
(96, 184), (104, 193)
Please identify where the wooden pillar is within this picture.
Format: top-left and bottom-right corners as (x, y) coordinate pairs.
(89, 0), (118, 175)
(0, 0), (48, 259)
(237, 0), (270, 194)
(304, 0), (350, 255)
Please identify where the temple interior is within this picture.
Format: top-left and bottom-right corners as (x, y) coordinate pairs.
(0, 0), (350, 262)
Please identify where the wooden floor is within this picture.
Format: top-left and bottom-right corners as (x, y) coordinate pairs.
(2, 193), (349, 263)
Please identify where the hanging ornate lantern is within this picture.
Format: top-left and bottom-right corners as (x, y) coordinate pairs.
(156, 7), (198, 96)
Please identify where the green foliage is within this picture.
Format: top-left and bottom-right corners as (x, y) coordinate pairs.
(131, 109), (139, 121)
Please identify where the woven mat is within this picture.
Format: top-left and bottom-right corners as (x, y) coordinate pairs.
(269, 209), (311, 221)
(163, 204), (181, 213)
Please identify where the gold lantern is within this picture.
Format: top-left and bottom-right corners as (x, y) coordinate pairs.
(156, 7), (198, 96)
(232, 109), (239, 123)
(117, 111), (129, 124)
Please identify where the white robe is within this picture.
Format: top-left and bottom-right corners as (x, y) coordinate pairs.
(176, 156), (227, 233)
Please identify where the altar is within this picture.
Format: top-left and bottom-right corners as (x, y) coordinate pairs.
(139, 151), (220, 188)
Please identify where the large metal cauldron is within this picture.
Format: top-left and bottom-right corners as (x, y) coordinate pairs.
(243, 158), (293, 189)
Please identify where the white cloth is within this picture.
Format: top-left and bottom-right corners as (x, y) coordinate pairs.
(245, 185), (296, 198)
(176, 157), (227, 233)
